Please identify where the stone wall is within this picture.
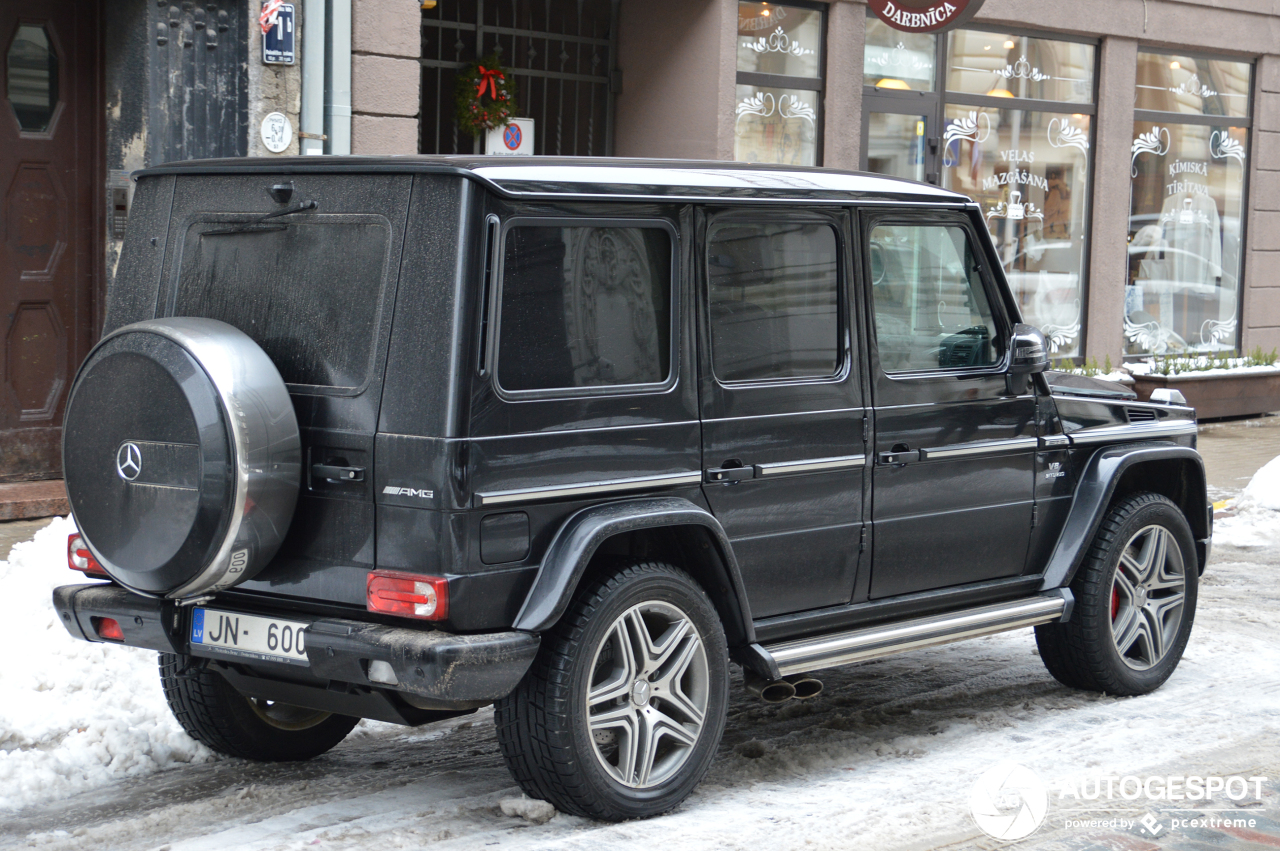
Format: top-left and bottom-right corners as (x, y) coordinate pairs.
(350, 0), (421, 155)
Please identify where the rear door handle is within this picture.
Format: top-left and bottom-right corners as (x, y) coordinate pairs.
(705, 466), (754, 483)
(878, 449), (919, 466)
(311, 463), (365, 482)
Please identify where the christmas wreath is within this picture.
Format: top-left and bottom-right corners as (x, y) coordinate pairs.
(455, 55), (519, 136)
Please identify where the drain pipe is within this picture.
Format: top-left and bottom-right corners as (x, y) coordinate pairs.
(324, 0), (351, 155)
(299, 0), (327, 155)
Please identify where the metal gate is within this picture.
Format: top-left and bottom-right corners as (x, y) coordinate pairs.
(420, 0), (618, 156)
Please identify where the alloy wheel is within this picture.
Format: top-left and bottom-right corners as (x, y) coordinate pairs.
(1110, 524), (1187, 671)
(586, 601), (710, 789)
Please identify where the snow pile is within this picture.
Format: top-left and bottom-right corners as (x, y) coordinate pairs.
(498, 795), (557, 825)
(1213, 454), (1280, 547)
(0, 516), (210, 812)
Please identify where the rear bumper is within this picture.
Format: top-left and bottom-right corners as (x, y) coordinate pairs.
(53, 584), (540, 714)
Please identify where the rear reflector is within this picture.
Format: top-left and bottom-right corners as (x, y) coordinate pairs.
(367, 570), (449, 621)
(68, 534), (109, 578)
(93, 617), (124, 641)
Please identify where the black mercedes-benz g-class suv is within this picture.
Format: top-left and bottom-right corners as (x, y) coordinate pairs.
(55, 157), (1208, 821)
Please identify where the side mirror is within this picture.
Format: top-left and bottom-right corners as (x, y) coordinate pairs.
(1009, 323), (1049, 375)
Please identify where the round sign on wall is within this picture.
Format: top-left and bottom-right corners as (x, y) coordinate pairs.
(260, 111), (293, 154)
(868, 0), (986, 33)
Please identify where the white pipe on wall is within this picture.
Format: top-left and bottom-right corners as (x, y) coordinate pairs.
(300, 0), (327, 154)
(325, 0), (352, 155)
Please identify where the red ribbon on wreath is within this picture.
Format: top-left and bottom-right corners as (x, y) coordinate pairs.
(475, 66), (505, 100)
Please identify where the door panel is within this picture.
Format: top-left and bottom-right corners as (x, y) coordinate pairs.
(0, 4), (99, 481)
(699, 210), (866, 619)
(865, 214), (1037, 600)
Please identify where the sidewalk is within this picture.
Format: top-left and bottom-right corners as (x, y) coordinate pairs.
(1196, 413), (1280, 498)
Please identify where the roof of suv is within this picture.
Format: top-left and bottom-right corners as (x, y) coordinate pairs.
(138, 155), (973, 206)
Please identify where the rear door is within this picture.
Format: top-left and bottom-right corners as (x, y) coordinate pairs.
(863, 211), (1037, 599)
(698, 208), (867, 619)
(161, 173), (411, 604)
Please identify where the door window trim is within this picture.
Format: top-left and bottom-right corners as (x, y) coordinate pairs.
(703, 209), (852, 390)
(488, 215), (681, 401)
(860, 210), (1014, 382)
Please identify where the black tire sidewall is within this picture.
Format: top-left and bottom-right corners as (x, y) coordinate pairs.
(1083, 496), (1199, 694)
(565, 566), (729, 818)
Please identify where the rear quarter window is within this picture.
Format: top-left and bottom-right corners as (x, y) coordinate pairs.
(495, 222), (674, 394)
(174, 215), (392, 392)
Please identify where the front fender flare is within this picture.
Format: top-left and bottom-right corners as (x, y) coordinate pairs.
(1039, 442), (1208, 592)
(511, 496), (755, 644)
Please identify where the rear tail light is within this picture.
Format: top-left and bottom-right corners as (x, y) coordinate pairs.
(367, 570), (449, 621)
(92, 617), (124, 641)
(68, 535), (108, 578)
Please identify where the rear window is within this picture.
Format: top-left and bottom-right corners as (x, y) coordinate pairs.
(175, 216), (391, 391)
(496, 223), (673, 394)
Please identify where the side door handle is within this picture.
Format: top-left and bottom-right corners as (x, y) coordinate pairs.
(705, 465), (754, 483)
(311, 463), (366, 482)
(878, 446), (919, 466)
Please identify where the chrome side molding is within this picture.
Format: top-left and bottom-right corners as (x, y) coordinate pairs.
(762, 595), (1067, 677)
(754, 454), (866, 478)
(1068, 419), (1198, 446)
(475, 471), (702, 507)
(919, 436), (1039, 461)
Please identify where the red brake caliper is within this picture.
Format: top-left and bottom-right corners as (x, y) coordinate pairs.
(1111, 586), (1120, 621)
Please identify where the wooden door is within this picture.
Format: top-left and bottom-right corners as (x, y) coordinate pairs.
(0, 2), (99, 481)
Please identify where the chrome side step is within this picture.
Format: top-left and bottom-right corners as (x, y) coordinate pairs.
(762, 594), (1068, 677)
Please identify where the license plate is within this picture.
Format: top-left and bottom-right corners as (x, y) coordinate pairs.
(190, 608), (310, 666)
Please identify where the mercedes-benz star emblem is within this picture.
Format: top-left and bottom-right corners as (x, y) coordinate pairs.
(116, 442), (142, 481)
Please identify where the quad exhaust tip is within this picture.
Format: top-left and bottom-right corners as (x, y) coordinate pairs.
(743, 671), (824, 703)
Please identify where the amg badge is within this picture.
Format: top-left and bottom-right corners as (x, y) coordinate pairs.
(383, 485), (434, 499)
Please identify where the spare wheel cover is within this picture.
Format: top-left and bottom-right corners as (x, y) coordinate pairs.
(63, 318), (300, 598)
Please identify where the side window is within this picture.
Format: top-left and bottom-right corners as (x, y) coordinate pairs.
(869, 224), (1001, 373)
(496, 224), (672, 393)
(707, 221), (840, 382)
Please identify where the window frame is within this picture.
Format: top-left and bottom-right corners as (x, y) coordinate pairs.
(488, 215), (681, 401)
(861, 210), (1015, 382)
(703, 208), (851, 389)
(734, 0), (829, 166)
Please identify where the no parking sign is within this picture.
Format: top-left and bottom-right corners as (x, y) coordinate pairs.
(485, 118), (535, 156)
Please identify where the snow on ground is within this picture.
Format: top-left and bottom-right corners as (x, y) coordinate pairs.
(1, 462), (1278, 850)
(0, 517), (211, 811)
(1213, 454), (1280, 548)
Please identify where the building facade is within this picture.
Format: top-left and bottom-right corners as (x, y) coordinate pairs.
(1, 0), (1277, 487)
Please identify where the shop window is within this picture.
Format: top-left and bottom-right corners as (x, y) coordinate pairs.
(946, 31), (1093, 103)
(734, 2), (825, 166)
(1125, 53), (1252, 359)
(6, 24), (58, 133)
(707, 221), (839, 382)
(497, 225), (672, 393)
(943, 106), (1092, 358)
(1136, 53), (1251, 119)
(1127, 121), (1249, 357)
(863, 23), (1096, 360)
(864, 16), (935, 92)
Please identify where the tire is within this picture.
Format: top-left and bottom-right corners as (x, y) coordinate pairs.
(494, 560), (729, 821)
(158, 653), (358, 761)
(1036, 492), (1198, 696)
